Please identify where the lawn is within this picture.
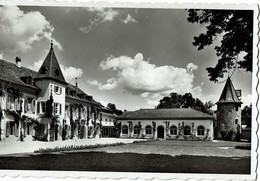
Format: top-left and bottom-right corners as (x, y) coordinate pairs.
(0, 151), (250, 174)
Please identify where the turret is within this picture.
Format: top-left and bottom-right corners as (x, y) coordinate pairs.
(216, 77), (242, 140)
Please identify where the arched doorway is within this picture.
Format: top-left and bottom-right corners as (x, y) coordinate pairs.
(157, 126), (164, 139)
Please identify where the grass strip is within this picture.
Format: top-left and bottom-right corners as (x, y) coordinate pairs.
(34, 142), (126, 153)
(235, 144), (251, 150)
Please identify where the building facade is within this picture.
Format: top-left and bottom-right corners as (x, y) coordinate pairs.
(117, 108), (214, 140)
(0, 42), (107, 142)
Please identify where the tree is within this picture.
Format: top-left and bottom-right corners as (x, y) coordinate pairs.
(241, 105), (252, 128)
(157, 92), (213, 114)
(187, 10), (253, 82)
(106, 103), (123, 116)
(107, 103), (116, 111)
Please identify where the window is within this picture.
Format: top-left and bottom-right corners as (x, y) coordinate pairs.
(235, 106), (239, 111)
(235, 119), (238, 124)
(122, 125), (128, 135)
(7, 95), (15, 110)
(54, 103), (59, 115)
(54, 86), (62, 95)
(134, 126), (140, 135)
(184, 126), (191, 135)
(145, 126), (152, 135)
(25, 98), (33, 113)
(54, 69), (59, 77)
(41, 102), (46, 113)
(170, 125), (177, 135)
(197, 126), (205, 136)
(40, 67), (48, 74)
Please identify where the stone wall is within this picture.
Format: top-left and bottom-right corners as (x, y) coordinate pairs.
(217, 103), (241, 140)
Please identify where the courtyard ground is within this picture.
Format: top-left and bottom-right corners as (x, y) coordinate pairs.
(0, 136), (143, 155)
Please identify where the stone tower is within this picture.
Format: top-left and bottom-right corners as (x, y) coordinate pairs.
(216, 77), (242, 140)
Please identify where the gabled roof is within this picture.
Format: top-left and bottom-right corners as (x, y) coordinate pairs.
(216, 77), (242, 104)
(35, 42), (66, 84)
(117, 108), (214, 120)
(0, 59), (39, 90)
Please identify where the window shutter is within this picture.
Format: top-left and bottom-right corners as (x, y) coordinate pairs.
(37, 102), (40, 113)
(59, 104), (62, 115)
(32, 100), (35, 113)
(24, 98), (28, 113)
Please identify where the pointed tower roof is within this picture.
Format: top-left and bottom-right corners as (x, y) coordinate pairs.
(35, 41), (67, 84)
(216, 77), (242, 104)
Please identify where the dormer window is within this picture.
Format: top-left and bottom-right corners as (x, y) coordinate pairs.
(40, 67), (48, 74)
(20, 76), (34, 86)
(54, 69), (59, 77)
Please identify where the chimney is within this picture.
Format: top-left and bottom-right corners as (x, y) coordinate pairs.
(15, 57), (21, 68)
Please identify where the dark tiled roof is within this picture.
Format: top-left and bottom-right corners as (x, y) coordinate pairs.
(216, 77), (242, 104)
(0, 59), (39, 90)
(117, 108), (214, 120)
(66, 84), (102, 106)
(35, 46), (66, 84)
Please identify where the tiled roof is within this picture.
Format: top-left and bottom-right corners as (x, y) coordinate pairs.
(66, 84), (102, 106)
(0, 59), (39, 90)
(216, 77), (242, 104)
(35, 44), (66, 84)
(117, 108), (214, 120)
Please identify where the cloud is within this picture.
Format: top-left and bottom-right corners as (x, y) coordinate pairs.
(99, 100), (108, 107)
(27, 59), (43, 71)
(79, 7), (119, 33)
(88, 77), (118, 90)
(120, 14), (137, 24)
(27, 60), (83, 83)
(88, 53), (201, 107)
(0, 52), (3, 59)
(60, 65), (83, 83)
(79, 8), (137, 33)
(0, 6), (62, 52)
(242, 94), (252, 108)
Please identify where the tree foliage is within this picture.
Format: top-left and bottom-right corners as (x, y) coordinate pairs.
(157, 92), (213, 114)
(241, 105), (252, 128)
(106, 103), (123, 116)
(187, 9), (253, 82)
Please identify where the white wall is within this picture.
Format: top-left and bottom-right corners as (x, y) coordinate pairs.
(119, 119), (213, 140)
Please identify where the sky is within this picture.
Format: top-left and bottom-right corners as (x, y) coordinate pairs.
(0, 5), (253, 111)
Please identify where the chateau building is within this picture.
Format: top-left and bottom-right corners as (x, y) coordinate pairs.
(216, 77), (242, 140)
(0, 42), (115, 142)
(117, 108), (214, 140)
(0, 42), (244, 142)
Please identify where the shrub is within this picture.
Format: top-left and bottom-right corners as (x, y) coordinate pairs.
(34, 142), (126, 153)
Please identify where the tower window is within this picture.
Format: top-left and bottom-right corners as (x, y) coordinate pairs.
(235, 119), (238, 124)
(54, 69), (59, 77)
(40, 67), (48, 74)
